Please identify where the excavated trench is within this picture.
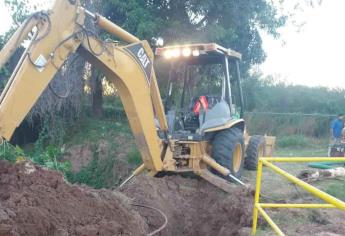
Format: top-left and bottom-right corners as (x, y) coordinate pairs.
(0, 160), (253, 236)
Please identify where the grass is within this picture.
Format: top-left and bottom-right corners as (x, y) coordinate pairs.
(64, 117), (131, 145)
(66, 143), (118, 189)
(63, 117), (136, 188)
(275, 135), (328, 157)
(127, 147), (141, 165)
(276, 135), (310, 148)
(247, 140), (345, 235)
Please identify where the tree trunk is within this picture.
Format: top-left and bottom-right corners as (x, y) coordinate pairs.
(91, 67), (103, 118)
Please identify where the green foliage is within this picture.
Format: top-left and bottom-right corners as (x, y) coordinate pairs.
(0, 140), (71, 173)
(0, 117), (71, 174)
(5, 0), (30, 25)
(243, 75), (345, 114)
(0, 142), (25, 162)
(276, 135), (310, 148)
(243, 76), (345, 138)
(63, 117), (134, 188)
(65, 117), (130, 145)
(66, 150), (116, 189)
(127, 147), (141, 166)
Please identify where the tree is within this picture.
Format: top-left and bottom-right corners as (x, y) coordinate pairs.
(84, 0), (104, 118)
(103, 0), (286, 74)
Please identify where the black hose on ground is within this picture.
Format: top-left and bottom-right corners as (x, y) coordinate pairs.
(130, 203), (168, 236)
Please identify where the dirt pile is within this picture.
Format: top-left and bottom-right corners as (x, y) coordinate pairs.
(0, 161), (147, 236)
(0, 160), (254, 236)
(122, 175), (254, 236)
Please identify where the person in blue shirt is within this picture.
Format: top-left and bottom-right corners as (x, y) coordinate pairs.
(328, 114), (344, 156)
(330, 114), (344, 140)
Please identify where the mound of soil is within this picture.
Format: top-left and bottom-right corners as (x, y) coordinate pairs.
(0, 161), (147, 236)
(0, 160), (254, 236)
(122, 175), (254, 236)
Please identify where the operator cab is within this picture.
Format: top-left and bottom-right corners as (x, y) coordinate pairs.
(155, 43), (244, 141)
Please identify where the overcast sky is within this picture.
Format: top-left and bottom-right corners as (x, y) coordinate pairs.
(261, 0), (345, 88)
(0, 0), (344, 88)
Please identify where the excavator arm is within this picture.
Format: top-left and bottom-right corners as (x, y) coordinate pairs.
(0, 0), (168, 173)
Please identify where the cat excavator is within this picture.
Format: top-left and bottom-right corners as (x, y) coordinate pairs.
(0, 0), (272, 192)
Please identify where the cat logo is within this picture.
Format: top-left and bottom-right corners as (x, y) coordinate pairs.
(125, 43), (153, 85)
(137, 48), (151, 68)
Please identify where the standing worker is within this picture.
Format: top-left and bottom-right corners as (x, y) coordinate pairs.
(329, 114), (344, 156)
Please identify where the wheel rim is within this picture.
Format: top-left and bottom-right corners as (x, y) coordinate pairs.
(232, 143), (242, 172)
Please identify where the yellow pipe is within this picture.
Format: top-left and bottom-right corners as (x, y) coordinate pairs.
(201, 154), (230, 176)
(133, 163), (146, 176)
(262, 157), (345, 162)
(260, 203), (335, 208)
(252, 160), (263, 235)
(95, 14), (140, 43)
(261, 159), (345, 211)
(256, 205), (285, 236)
(118, 164), (145, 188)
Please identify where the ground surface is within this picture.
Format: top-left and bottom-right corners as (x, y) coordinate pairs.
(0, 160), (253, 236)
(7, 118), (345, 235)
(243, 146), (345, 235)
(0, 160), (148, 236)
(122, 175), (253, 236)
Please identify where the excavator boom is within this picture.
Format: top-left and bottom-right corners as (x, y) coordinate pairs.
(0, 0), (167, 173)
(0, 0), (246, 192)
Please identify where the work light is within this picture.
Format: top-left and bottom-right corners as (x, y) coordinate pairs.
(182, 48), (192, 57)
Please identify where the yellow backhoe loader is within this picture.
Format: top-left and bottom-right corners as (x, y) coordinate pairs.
(0, 0), (274, 192)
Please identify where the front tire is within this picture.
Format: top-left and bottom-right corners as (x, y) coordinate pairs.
(211, 127), (245, 180)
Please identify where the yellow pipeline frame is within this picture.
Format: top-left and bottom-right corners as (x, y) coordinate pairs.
(252, 157), (345, 236)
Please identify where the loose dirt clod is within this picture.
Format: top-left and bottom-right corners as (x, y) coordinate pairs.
(0, 160), (254, 236)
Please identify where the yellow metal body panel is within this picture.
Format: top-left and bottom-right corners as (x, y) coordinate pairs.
(96, 15), (140, 43)
(78, 39), (163, 171)
(252, 157), (345, 235)
(0, 0), (83, 140)
(0, 17), (40, 69)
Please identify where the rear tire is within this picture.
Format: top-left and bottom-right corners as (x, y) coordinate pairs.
(211, 127), (245, 180)
(244, 135), (266, 171)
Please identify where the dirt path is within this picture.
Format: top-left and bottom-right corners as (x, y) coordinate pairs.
(0, 161), (253, 236)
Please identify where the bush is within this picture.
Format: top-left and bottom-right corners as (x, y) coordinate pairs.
(0, 141), (71, 173)
(276, 135), (310, 148)
(0, 142), (25, 163)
